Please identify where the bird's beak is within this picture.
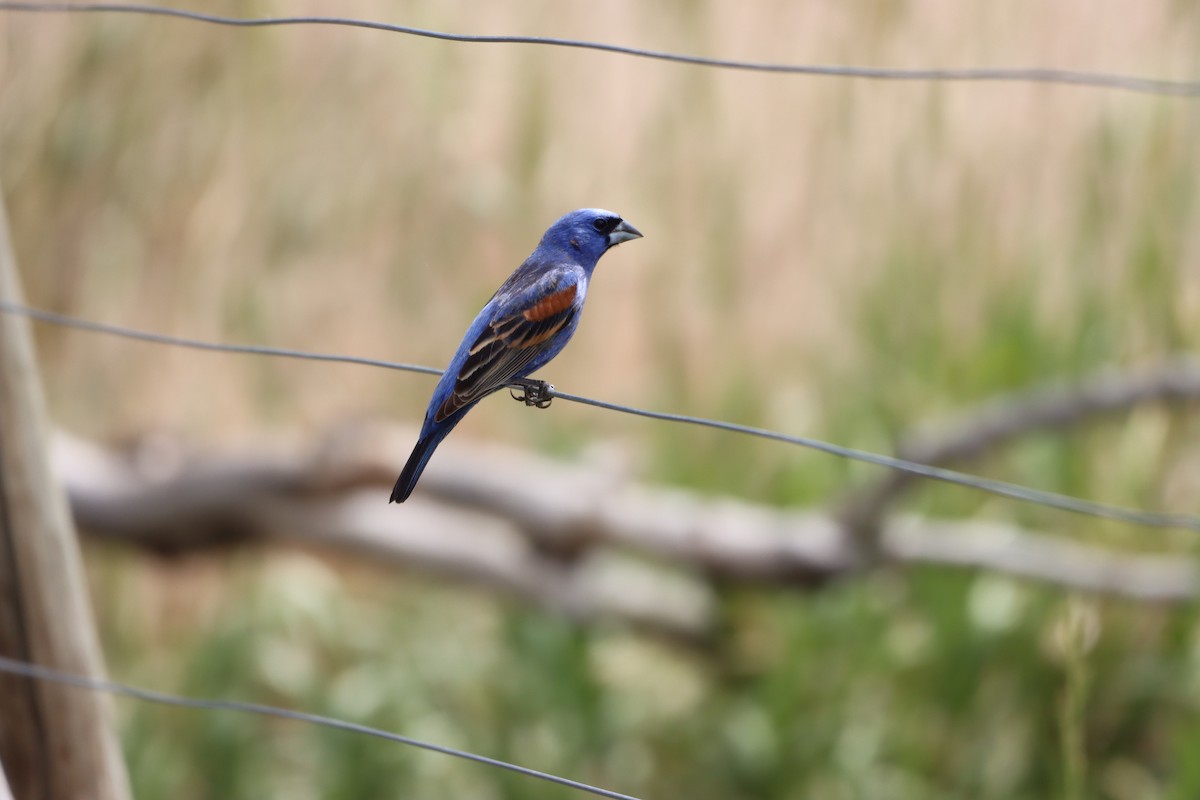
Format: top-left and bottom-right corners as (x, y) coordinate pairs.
(607, 219), (643, 247)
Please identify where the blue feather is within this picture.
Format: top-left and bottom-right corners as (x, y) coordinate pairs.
(390, 209), (642, 503)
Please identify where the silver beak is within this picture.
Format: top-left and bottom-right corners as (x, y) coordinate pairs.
(607, 219), (643, 247)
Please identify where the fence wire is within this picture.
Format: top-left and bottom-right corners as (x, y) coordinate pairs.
(3, 300), (1197, 533)
(0, 2), (1197, 96)
(0, 655), (642, 800)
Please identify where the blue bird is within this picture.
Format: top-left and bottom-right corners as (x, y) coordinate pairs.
(390, 208), (643, 503)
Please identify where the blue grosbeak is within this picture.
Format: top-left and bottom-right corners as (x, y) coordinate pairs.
(390, 208), (642, 503)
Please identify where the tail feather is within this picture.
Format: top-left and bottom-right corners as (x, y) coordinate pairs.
(390, 423), (455, 503)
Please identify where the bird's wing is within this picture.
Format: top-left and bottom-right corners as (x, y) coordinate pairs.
(434, 268), (582, 422)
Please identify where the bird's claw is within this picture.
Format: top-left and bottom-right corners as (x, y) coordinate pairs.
(509, 379), (555, 409)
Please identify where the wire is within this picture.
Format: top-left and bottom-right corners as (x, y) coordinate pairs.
(3, 299), (1198, 533)
(2, 302), (441, 376)
(0, 2), (1197, 97)
(554, 392), (1200, 531)
(0, 655), (643, 800)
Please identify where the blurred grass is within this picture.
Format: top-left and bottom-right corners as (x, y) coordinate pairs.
(3, 0), (1200, 797)
(89, 547), (1200, 800)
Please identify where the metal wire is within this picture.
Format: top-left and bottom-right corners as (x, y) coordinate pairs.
(0, 655), (643, 800)
(3, 300), (1197, 533)
(0, 2), (1196, 96)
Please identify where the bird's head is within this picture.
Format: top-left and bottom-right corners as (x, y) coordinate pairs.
(539, 208), (643, 266)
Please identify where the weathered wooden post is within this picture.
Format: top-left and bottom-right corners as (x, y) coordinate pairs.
(0, 190), (131, 798)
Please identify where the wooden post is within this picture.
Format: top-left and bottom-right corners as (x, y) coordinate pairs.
(0, 191), (131, 797)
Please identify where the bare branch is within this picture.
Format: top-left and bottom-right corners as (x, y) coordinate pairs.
(886, 517), (1197, 602)
(53, 425), (1198, 640)
(840, 359), (1200, 549)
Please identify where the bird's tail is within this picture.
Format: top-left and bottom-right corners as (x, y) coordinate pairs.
(389, 424), (453, 503)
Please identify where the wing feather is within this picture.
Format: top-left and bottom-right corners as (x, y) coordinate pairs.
(434, 280), (580, 422)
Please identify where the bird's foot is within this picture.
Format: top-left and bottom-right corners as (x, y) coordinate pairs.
(509, 379), (556, 409)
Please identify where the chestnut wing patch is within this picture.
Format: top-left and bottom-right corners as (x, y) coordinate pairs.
(523, 284), (577, 323)
(435, 285), (578, 422)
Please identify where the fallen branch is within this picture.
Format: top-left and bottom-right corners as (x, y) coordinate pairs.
(53, 424), (1198, 640)
(840, 358), (1200, 548)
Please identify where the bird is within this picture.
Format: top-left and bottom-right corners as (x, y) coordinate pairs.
(390, 208), (643, 503)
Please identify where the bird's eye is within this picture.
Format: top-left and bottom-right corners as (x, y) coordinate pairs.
(593, 217), (615, 233)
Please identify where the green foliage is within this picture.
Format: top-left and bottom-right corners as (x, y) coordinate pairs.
(94, 552), (1200, 799)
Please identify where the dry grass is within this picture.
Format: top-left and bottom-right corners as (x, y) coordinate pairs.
(3, 3), (1200, 796)
(2, 1), (1196, 450)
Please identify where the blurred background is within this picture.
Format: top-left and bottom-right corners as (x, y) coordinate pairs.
(2, 1), (1200, 797)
